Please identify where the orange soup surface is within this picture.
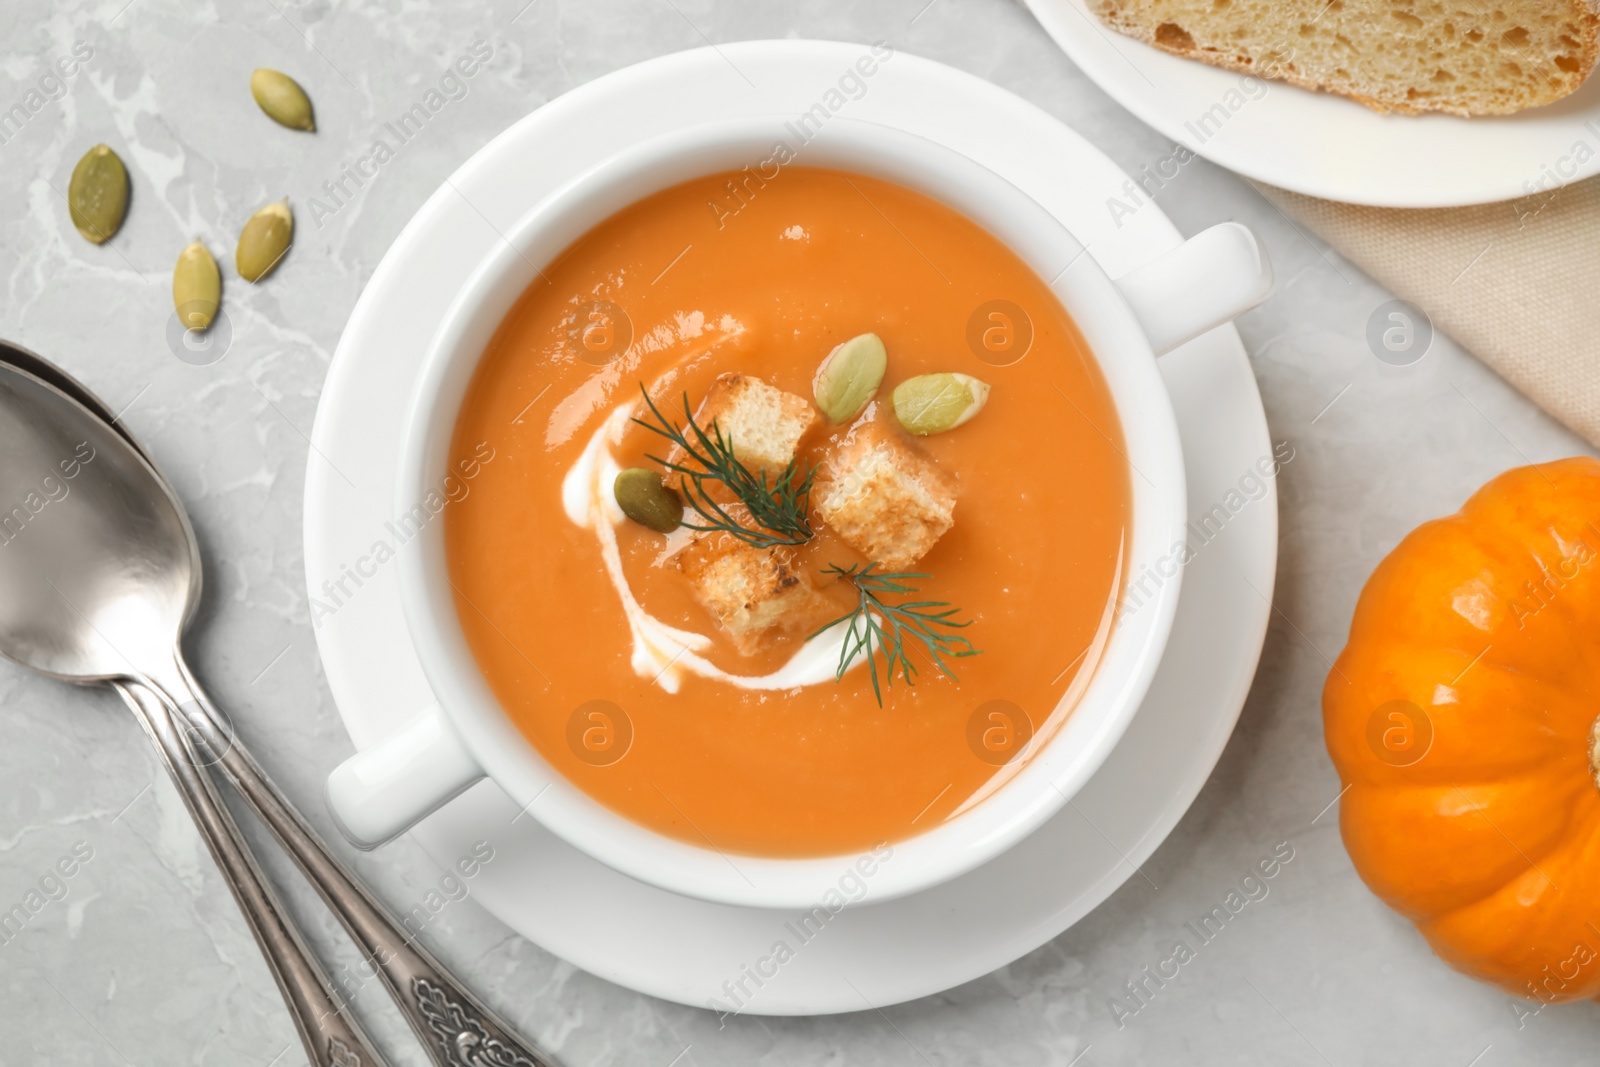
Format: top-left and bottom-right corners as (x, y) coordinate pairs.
(447, 167), (1130, 858)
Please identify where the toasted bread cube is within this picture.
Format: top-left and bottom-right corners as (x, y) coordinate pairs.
(678, 535), (831, 655)
(817, 419), (956, 569)
(672, 373), (818, 474)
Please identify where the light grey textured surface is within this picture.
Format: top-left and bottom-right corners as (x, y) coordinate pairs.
(2, 1), (1598, 1065)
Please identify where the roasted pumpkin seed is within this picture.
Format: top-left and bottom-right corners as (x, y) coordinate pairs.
(614, 468), (683, 533)
(891, 372), (991, 436)
(813, 332), (887, 423)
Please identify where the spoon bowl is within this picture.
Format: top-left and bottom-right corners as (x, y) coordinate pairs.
(0, 363), (196, 684)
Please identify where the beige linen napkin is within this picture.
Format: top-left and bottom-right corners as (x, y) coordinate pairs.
(1254, 177), (1600, 447)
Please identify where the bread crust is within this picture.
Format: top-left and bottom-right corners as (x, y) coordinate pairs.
(1094, 0), (1600, 117)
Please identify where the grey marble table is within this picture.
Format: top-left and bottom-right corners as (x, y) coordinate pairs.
(2, 1), (1597, 1064)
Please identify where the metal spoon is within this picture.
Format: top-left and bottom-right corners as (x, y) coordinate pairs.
(0, 347), (552, 1067)
(0, 355), (386, 1066)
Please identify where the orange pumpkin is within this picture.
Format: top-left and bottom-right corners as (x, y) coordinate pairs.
(1324, 457), (1600, 1004)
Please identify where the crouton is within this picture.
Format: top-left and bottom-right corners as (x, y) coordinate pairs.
(817, 418), (956, 569)
(671, 374), (818, 474)
(677, 534), (831, 654)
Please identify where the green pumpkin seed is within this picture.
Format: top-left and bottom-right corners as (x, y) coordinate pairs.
(235, 199), (293, 282)
(67, 144), (128, 245)
(614, 468), (682, 533)
(250, 69), (315, 131)
(813, 332), (887, 423)
(891, 373), (991, 436)
(172, 240), (221, 331)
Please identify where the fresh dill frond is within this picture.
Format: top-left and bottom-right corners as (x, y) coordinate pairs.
(632, 384), (815, 549)
(813, 563), (980, 706)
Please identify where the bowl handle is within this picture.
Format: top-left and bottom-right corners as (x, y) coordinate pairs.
(324, 705), (484, 849)
(1110, 222), (1274, 357)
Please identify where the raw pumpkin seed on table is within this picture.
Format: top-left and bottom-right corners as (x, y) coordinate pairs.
(172, 241), (221, 331)
(891, 372), (991, 435)
(235, 200), (293, 282)
(813, 332), (888, 423)
(250, 69), (315, 131)
(67, 144), (129, 244)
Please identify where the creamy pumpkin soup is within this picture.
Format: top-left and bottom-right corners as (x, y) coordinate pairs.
(446, 167), (1129, 857)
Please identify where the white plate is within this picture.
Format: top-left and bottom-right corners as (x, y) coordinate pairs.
(304, 40), (1276, 1014)
(1024, 0), (1600, 207)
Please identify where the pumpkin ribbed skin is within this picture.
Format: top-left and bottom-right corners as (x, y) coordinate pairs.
(1324, 458), (1600, 1002)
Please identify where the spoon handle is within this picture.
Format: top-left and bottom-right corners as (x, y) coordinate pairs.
(148, 655), (557, 1067)
(115, 681), (390, 1067)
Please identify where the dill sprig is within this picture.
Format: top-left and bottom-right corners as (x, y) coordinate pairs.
(633, 384), (815, 549)
(813, 563), (980, 706)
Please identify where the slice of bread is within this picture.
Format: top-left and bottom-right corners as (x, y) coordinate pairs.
(1092, 0), (1599, 116)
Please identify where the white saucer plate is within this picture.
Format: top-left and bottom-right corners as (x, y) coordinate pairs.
(1024, 0), (1600, 207)
(304, 40), (1276, 1014)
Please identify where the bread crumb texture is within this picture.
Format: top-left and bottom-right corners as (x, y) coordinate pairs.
(1093, 0), (1599, 115)
(677, 535), (832, 654)
(817, 418), (957, 571)
(671, 373), (819, 474)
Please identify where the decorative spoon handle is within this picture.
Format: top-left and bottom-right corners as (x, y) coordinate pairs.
(144, 654), (556, 1067)
(115, 681), (389, 1067)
